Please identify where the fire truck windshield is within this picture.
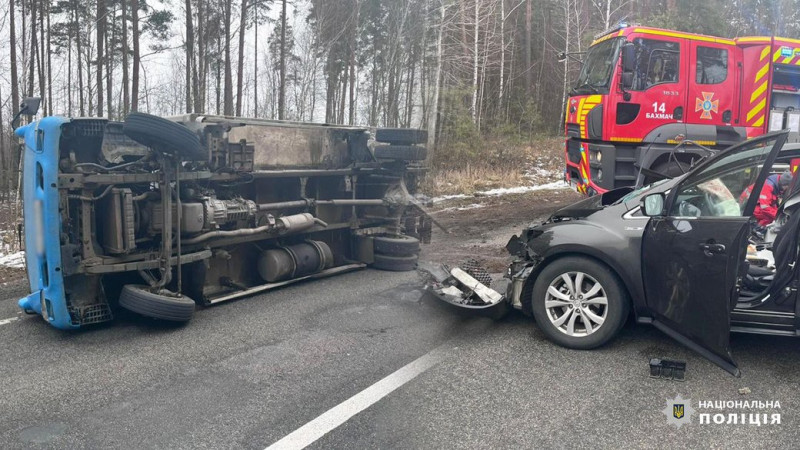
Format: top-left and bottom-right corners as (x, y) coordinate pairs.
(573, 38), (622, 95)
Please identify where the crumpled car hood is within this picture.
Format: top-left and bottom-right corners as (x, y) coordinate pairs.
(550, 187), (634, 220)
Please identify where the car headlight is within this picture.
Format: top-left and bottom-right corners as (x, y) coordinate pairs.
(596, 151), (602, 162)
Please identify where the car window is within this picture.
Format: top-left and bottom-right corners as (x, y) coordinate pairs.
(632, 39), (680, 91)
(696, 46), (728, 84)
(670, 139), (778, 217)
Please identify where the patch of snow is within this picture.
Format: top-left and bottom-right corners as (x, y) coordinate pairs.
(431, 180), (569, 204)
(430, 193), (469, 203)
(0, 251), (25, 269)
(477, 181), (569, 196)
(524, 167), (562, 179)
(434, 203), (486, 213)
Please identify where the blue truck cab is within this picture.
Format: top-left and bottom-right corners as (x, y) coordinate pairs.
(17, 117), (77, 329)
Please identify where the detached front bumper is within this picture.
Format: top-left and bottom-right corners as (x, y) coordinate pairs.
(420, 251), (539, 319)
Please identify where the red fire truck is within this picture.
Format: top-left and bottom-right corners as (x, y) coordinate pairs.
(566, 24), (800, 195)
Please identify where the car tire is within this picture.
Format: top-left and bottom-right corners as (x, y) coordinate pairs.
(374, 145), (427, 161)
(375, 128), (428, 145)
(373, 253), (418, 272)
(119, 284), (196, 322)
(374, 234), (420, 256)
(123, 112), (206, 161)
(531, 257), (629, 349)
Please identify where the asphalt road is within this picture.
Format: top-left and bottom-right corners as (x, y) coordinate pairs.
(1, 266), (800, 449)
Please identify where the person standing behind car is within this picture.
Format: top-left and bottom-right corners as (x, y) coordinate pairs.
(739, 170), (794, 225)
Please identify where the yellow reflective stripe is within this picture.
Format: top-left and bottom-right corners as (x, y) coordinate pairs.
(776, 37), (800, 45)
(774, 49), (783, 62)
(751, 81), (768, 102)
(609, 137), (643, 142)
(590, 30), (624, 47)
(755, 64), (770, 82)
(747, 98), (766, 121)
(783, 55), (795, 64)
(632, 28), (735, 45)
(753, 115), (765, 127)
(761, 46), (771, 60)
(667, 139), (716, 146)
(738, 36), (772, 43)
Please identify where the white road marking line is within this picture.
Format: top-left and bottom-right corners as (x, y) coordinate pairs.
(265, 348), (446, 450)
(0, 317), (20, 326)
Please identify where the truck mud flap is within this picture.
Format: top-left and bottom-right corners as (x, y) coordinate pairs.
(419, 261), (510, 319)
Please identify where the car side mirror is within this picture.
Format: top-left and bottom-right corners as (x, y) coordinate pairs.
(621, 43), (635, 73)
(642, 193), (666, 216)
(621, 72), (634, 90)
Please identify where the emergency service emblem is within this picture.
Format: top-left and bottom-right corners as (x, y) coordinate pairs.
(662, 395), (695, 428)
(695, 92), (719, 120)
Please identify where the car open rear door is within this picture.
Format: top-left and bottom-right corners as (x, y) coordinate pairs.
(641, 131), (787, 376)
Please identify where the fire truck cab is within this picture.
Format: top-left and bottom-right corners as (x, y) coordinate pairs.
(566, 24), (800, 195)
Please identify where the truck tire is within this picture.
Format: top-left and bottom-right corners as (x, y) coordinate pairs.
(375, 128), (428, 145)
(119, 284), (196, 322)
(374, 234), (420, 256)
(373, 253), (419, 272)
(374, 145), (427, 161)
(123, 112), (206, 161)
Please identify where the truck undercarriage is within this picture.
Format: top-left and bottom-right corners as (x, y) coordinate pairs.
(17, 112), (430, 328)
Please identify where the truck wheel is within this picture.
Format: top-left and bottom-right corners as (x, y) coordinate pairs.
(531, 257), (629, 350)
(373, 253), (418, 272)
(375, 128), (427, 145)
(123, 112), (206, 161)
(119, 284), (196, 322)
(374, 234), (420, 256)
(374, 145), (427, 161)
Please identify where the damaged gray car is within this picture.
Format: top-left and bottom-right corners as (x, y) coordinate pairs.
(426, 130), (800, 376)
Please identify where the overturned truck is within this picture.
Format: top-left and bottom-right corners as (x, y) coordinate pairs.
(16, 109), (430, 329)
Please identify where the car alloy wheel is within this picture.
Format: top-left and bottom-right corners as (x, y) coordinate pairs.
(544, 271), (608, 337)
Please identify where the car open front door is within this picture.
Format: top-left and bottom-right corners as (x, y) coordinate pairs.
(641, 131), (788, 376)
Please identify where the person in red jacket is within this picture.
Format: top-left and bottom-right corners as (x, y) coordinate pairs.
(739, 170), (794, 226)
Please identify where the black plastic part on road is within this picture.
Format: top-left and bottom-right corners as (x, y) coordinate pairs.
(374, 145), (427, 161)
(119, 284), (196, 322)
(373, 253), (418, 272)
(374, 234), (420, 257)
(123, 112), (206, 161)
(375, 128), (428, 145)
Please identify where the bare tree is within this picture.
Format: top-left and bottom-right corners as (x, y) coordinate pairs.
(278, 0), (287, 119)
(9, 0), (20, 111)
(223, 0), (233, 115)
(132, 0), (141, 111)
(184, 0), (194, 112)
(236, 0), (247, 116)
(97, 0), (105, 116)
(122, 0), (130, 115)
